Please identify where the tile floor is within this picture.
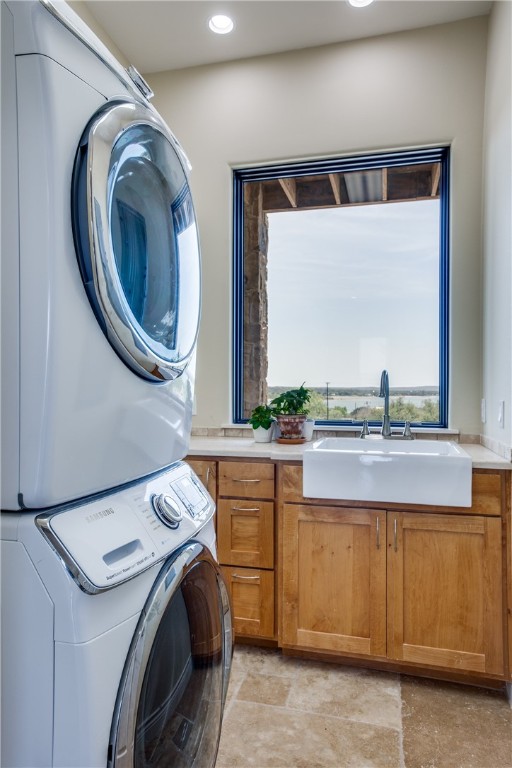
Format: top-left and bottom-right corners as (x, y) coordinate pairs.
(217, 645), (512, 768)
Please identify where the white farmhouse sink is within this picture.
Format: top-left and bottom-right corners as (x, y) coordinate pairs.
(303, 437), (472, 507)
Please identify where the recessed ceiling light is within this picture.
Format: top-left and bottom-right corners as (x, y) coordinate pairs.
(208, 15), (234, 35)
(347, 0), (375, 7)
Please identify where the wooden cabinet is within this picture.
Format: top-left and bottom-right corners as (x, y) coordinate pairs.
(280, 466), (506, 678)
(218, 461), (276, 640)
(387, 511), (504, 675)
(186, 454), (509, 682)
(282, 504), (386, 657)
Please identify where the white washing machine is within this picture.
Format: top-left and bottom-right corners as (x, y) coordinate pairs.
(1, 0), (202, 510)
(1, 461), (233, 767)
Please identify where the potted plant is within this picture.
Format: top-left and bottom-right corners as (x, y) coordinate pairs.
(248, 404), (275, 443)
(270, 384), (311, 441)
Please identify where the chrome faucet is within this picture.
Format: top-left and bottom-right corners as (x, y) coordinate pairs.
(379, 369), (392, 438)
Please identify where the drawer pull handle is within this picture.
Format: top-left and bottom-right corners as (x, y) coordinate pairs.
(394, 518), (398, 552)
(232, 573), (260, 581)
(232, 478), (261, 483)
(376, 517), (380, 549)
(206, 467), (210, 485)
(231, 506), (260, 513)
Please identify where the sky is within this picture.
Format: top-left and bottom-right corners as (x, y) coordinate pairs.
(266, 199), (440, 389)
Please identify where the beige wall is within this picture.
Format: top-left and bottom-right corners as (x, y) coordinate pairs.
(148, 17), (488, 431)
(482, 0), (512, 453)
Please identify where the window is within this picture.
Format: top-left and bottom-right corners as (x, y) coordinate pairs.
(233, 147), (449, 427)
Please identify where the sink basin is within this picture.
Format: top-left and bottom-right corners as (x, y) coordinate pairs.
(303, 437), (472, 507)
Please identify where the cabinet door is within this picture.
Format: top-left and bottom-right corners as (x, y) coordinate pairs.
(186, 459), (217, 501)
(217, 499), (274, 568)
(222, 566), (274, 638)
(281, 505), (387, 657)
(388, 512), (504, 675)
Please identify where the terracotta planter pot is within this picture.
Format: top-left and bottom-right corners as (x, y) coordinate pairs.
(276, 414), (306, 440)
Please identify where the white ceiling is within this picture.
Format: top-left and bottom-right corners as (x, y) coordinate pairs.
(85, 0), (492, 74)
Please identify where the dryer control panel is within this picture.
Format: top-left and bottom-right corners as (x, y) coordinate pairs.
(36, 462), (214, 594)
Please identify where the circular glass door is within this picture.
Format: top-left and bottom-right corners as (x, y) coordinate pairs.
(72, 100), (201, 382)
(109, 543), (232, 768)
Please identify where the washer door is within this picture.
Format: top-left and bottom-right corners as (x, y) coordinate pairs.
(109, 542), (233, 768)
(72, 99), (201, 382)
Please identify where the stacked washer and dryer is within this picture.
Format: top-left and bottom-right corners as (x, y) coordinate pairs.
(1, 2), (232, 766)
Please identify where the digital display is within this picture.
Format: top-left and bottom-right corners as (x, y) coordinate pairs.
(174, 476), (208, 518)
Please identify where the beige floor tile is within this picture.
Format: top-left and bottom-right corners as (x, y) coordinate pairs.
(225, 650), (249, 704)
(220, 646), (512, 768)
(237, 672), (293, 707)
(286, 665), (401, 730)
(401, 676), (512, 768)
(232, 645), (320, 678)
(217, 700), (402, 768)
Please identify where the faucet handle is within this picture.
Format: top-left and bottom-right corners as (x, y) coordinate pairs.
(402, 421), (414, 439)
(360, 419), (370, 438)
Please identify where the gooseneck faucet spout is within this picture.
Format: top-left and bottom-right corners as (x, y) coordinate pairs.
(379, 369), (392, 438)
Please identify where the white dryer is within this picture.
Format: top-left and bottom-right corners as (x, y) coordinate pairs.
(1, 461), (233, 768)
(1, 0), (201, 510)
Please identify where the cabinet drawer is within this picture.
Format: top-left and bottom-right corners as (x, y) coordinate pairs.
(219, 461), (275, 499)
(222, 566), (274, 639)
(217, 499), (274, 568)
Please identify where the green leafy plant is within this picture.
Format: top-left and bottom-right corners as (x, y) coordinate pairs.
(270, 384), (311, 416)
(248, 404), (275, 430)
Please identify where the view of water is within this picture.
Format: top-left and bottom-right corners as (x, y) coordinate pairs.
(326, 395), (437, 411)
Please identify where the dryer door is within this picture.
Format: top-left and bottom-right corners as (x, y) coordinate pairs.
(109, 542), (233, 768)
(72, 100), (201, 382)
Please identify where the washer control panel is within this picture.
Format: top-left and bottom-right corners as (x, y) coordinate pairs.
(152, 493), (183, 528)
(36, 462), (214, 594)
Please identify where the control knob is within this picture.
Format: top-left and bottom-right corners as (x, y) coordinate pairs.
(152, 493), (182, 528)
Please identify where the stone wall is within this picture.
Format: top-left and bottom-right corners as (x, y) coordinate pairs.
(243, 183), (269, 417)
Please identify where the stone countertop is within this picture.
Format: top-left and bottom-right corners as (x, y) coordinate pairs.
(187, 436), (512, 470)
